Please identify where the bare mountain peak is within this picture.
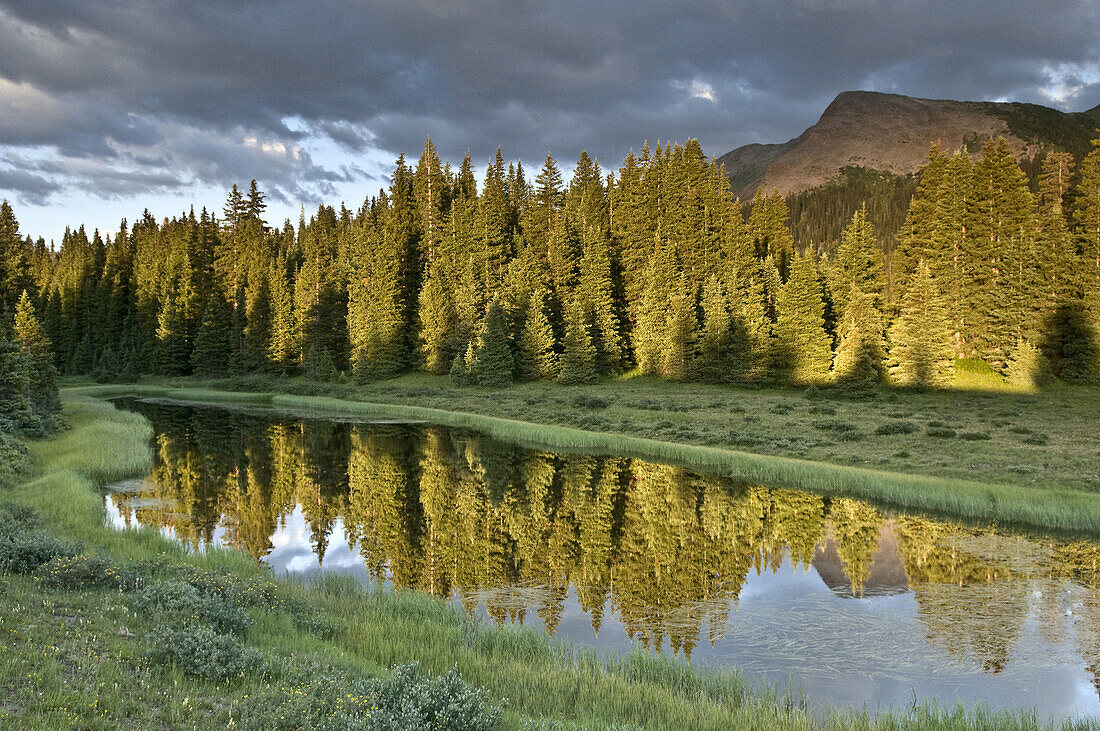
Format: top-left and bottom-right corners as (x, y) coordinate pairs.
(719, 91), (1099, 198)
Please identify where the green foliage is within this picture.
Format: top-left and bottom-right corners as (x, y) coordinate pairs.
(135, 579), (251, 635)
(34, 553), (121, 589)
(147, 624), (262, 682)
(472, 298), (514, 388)
(518, 289), (558, 380)
(191, 291), (234, 377)
(831, 287), (885, 389)
(889, 263), (955, 388)
(1005, 339), (1050, 390)
(774, 253), (832, 384)
(557, 297), (597, 385)
(0, 532), (76, 574)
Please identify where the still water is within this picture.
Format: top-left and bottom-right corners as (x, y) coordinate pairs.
(105, 398), (1100, 718)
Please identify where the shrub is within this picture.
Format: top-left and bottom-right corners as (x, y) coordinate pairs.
(875, 421), (918, 435)
(811, 419), (858, 432)
(0, 502), (41, 534)
(927, 427), (956, 438)
(572, 395), (608, 410)
(35, 554), (121, 588)
(0, 532), (76, 574)
(365, 663), (505, 731)
(147, 624), (261, 681)
(959, 432), (992, 441)
(135, 579), (251, 636)
(1024, 434), (1050, 446)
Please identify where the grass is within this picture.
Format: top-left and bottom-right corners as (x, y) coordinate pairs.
(3, 393), (1097, 728)
(65, 378), (1100, 534)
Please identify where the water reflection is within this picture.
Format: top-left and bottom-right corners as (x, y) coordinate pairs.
(106, 399), (1100, 717)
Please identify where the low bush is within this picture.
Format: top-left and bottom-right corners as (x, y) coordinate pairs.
(35, 554), (121, 588)
(875, 421), (918, 436)
(1024, 434), (1050, 446)
(364, 663), (506, 731)
(0, 532), (77, 574)
(959, 432), (992, 441)
(147, 624), (261, 681)
(927, 427), (957, 439)
(572, 395), (608, 410)
(811, 419), (858, 432)
(134, 579), (251, 636)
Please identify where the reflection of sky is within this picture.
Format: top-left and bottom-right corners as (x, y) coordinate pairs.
(105, 490), (1100, 721)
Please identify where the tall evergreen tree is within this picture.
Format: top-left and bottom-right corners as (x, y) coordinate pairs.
(558, 296), (597, 385)
(888, 263), (954, 388)
(472, 298), (514, 388)
(774, 253), (832, 383)
(519, 289), (558, 380)
(191, 290), (233, 377)
(833, 207), (885, 312)
(831, 286), (885, 388)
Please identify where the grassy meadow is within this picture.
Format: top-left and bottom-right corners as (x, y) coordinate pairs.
(0, 393), (1096, 728)
(66, 365), (1100, 533)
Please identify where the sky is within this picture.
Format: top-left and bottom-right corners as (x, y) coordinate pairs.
(1, 0), (1098, 243)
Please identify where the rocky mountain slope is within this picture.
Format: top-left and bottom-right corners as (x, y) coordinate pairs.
(719, 91), (1100, 198)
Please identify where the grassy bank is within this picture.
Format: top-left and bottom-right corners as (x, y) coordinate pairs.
(67, 379), (1100, 534)
(2, 394), (1094, 729)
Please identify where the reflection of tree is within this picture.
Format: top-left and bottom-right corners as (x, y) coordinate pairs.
(113, 400), (1100, 673)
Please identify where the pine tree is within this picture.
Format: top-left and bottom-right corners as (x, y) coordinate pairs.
(888, 263), (954, 388)
(663, 277), (698, 381)
(0, 201), (32, 322)
(1005, 339), (1049, 391)
(577, 228), (621, 374)
(774, 253), (832, 384)
(12, 291), (58, 430)
(697, 276), (749, 382)
(833, 207), (885, 312)
(558, 297), (597, 385)
(191, 291), (233, 378)
(519, 289), (558, 380)
(417, 261), (457, 374)
(831, 286), (885, 389)
(472, 299), (514, 388)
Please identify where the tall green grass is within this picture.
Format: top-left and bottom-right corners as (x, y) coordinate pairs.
(69, 384), (1100, 534)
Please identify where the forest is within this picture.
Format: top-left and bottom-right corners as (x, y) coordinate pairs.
(1, 136), (1099, 394)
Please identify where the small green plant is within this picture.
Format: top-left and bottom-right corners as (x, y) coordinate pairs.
(875, 421), (918, 435)
(134, 579), (250, 635)
(926, 427), (957, 438)
(959, 432), (992, 441)
(35, 554), (121, 588)
(1024, 434), (1050, 446)
(0, 533), (76, 574)
(146, 624), (261, 681)
(811, 419), (858, 432)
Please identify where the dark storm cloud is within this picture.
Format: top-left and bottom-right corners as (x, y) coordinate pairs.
(0, 0), (1097, 204)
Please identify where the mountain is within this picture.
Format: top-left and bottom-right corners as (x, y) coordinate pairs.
(719, 91), (1100, 199)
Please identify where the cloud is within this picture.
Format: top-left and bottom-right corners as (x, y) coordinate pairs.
(0, 0), (1097, 215)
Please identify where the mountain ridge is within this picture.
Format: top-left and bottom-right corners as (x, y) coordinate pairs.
(718, 91), (1100, 198)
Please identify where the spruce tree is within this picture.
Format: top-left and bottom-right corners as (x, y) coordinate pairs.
(697, 276), (749, 383)
(417, 262), (457, 374)
(831, 286), (885, 389)
(191, 291), (233, 378)
(558, 297), (597, 385)
(774, 253), (832, 384)
(577, 228), (621, 374)
(663, 277), (698, 382)
(12, 291), (58, 429)
(888, 263), (954, 388)
(1005, 339), (1049, 391)
(472, 299), (514, 388)
(519, 289), (558, 380)
(833, 207), (885, 312)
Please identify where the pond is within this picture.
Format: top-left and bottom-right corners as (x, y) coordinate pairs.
(105, 398), (1100, 719)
